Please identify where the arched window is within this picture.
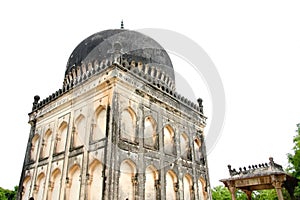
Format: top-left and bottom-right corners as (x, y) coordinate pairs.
(93, 108), (106, 141)
(198, 178), (206, 200)
(88, 160), (103, 200)
(144, 116), (157, 148)
(183, 174), (193, 200)
(165, 170), (177, 200)
(41, 129), (52, 158)
(194, 138), (202, 162)
(120, 108), (136, 143)
(74, 115), (86, 147)
(68, 165), (81, 200)
(22, 176), (31, 200)
(56, 122), (68, 153)
(145, 165), (158, 200)
(119, 160), (136, 200)
(35, 173), (46, 200)
(180, 133), (190, 159)
(49, 169), (61, 200)
(164, 126), (174, 155)
(31, 134), (40, 161)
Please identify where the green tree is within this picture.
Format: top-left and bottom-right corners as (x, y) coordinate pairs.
(211, 185), (247, 200)
(253, 190), (278, 200)
(0, 186), (17, 200)
(212, 185), (231, 200)
(211, 186), (292, 200)
(287, 123), (300, 198)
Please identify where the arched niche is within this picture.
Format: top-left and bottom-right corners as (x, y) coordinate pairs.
(68, 164), (81, 200)
(88, 159), (103, 200)
(163, 125), (175, 155)
(74, 114), (86, 147)
(120, 107), (137, 143)
(41, 129), (52, 158)
(165, 170), (177, 200)
(49, 168), (62, 200)
(144, 116), (157, 148)
(145, 165), (158, 200)
(55, 122), (68, 153)
(93, 106), (107, 141)
(30, 134), (40, 161)
(119, 159), (137, 200)
(194, 137), (202, 163)
(35, 173), (46, 200)
(183, 174), (193, 200)
(180, 133), (190, 159)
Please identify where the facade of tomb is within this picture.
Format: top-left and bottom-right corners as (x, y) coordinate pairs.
(220, 157), (299, 200)
(17, 28), (211, 200)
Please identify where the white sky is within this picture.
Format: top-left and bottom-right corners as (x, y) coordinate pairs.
(0, 0), (300, 190)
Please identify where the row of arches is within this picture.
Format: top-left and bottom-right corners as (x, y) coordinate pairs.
(118, 159), (206, 200)
(30, 107), (203, 164)
(30, 108), (107, 162)
(22, 159), (206, 200)
(22, 160), (104, 200)
(120, 108), (203, 161)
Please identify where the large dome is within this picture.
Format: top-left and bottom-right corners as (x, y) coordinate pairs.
(65, 29), (174, 82)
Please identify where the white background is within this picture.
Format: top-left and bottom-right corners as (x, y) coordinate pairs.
(0, 0), (299, 190)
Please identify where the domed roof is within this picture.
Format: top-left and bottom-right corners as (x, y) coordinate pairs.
(65, 29), (174, 82)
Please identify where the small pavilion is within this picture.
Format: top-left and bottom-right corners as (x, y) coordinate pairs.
(220, 157), (299, 200)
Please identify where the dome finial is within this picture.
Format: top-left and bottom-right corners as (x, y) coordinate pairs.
(121, 20), (124, 29)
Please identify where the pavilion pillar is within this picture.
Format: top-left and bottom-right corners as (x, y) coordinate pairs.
(242, 189), (252, 200)
(271, 175), (284, 200)
(226, 181), (236, 200)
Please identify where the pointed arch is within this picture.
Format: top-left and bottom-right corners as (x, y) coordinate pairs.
(183, 174), (193, 200)
(145, 165), (158, 200)
(35, 173), (46, 200)
(119, 159), (137, 200)
(180, 133), (190, 159)
(120, 107), (137, 143)
(49, 168), (62, 200)
(88, 159), (103, 200)
(198, 177), (206, 200)
(163, 125), (175, 155)
(67, 164), (81, 200)
(165, 170), (177, 200)
(74, 114), (86, 147)
(22, 176), (31, 200)
(30, 134), (40, 161)
(93, 106), (107, 141)
(56, 122), (68, 153)
(194, 137), (202, 162)
(41, 129), (52, 158)
(144, 116), (157, 148)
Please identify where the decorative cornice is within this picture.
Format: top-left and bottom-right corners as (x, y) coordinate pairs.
(30, 57), (205, 118)
(227, 157), (284, 177)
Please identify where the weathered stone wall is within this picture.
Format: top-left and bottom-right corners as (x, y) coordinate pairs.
(18, 66), (211, 200)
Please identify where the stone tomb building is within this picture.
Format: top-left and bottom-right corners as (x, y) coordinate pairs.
(18, 29), (211, 200)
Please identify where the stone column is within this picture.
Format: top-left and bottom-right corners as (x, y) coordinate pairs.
(272, 180), (284, 200)
(47, 181), (54, 200)
(271, 175), (285, 200)
(226, 181), (236, 200)
(132, 175), (139, 200)
(174, 182), (179, 200)
(155, 179), (161, 200)
(242, 189), (252, 200)
(85, 173), (92, 200)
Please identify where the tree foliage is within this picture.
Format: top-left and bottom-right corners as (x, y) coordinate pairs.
(287, 124), (300, 198)
(211, 185), (247, 200)
(212, 185), (231, 200)
(0, 186), (17, 200)
(211, 185), (292, 200)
